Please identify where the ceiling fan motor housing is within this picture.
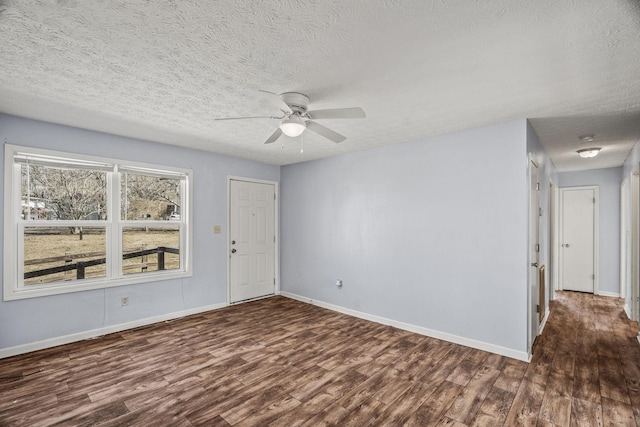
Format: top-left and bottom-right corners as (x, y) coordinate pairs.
(280, 92), (310, 115)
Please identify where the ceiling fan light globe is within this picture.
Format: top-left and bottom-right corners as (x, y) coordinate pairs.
(280, 118), (306, 137)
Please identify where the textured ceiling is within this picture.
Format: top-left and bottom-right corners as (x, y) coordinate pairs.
(1, 0), (639, 170)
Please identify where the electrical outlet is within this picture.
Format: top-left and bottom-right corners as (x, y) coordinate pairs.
(121, 296), (129, 306)
(336, 279), (343, 289)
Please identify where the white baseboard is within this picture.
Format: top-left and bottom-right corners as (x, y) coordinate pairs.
(624, 304), (632, 319)
(0, 302), (227, 360)
(538, 309), (550, 335)
(280, 291), (530, 362)
(597, 291), (621, 298)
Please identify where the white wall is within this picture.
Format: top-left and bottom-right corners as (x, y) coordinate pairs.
(0, 114), (279, 352)
(558, 168), (622, 296)
(280, 120), (530, 357)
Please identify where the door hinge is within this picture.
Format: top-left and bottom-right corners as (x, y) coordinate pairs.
(274, 235), (276, 242)
(539, 207), (543, 217)
(536, 304), (540, 313)
(274, 193), (276, 200)
(536, 183), (540, 191)
(274, 278), (276, 285)
(592, 274), (595, 280)
(535, 243), (539, 253)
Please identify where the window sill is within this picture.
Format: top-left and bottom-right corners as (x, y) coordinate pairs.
(3, 270), (192, 301)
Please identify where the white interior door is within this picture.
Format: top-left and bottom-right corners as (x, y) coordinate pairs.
(528, 159), (540, 351)
(560, 187), (596, 293)
(229, 179), (276, 303)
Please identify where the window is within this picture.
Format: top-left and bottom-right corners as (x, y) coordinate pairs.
(4, 145), (192, 300)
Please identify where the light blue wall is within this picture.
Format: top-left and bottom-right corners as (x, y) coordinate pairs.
(558, 168), (622, 295)
(281, 120), (530, 353)
(0, 114), (279, 350)
(1, 114), (556, 357)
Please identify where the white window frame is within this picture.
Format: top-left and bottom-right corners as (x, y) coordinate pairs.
(4, 144), (193, 301)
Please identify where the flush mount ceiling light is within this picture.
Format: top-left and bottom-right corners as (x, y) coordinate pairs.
(279, 115), (306, 137)
(577, 147), (601, 158)
(579, 134), (595, 143)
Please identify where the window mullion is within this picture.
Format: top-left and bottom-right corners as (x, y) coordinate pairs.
(108, 168), (121, 279)
(180, 178), (187, 274)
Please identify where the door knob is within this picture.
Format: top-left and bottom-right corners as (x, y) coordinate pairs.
(531, 262), (538, 267)
(565, 243), (570, 247)
(231, 240), (236, 245)
(231, 248), (236, 253)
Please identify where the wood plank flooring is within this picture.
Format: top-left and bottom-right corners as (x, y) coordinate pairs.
(1, 291), (639, 426)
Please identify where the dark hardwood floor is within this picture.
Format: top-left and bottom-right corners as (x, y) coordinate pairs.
(1, 291), (639, 426)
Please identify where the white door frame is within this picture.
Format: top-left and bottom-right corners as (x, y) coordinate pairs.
(621, 177), (629, 300)
(548, 180), (556, 302)
(558, 185), (599, 294)
(553, 183), (560, 292)
(631, 171), (639, 321)
(226, 176), (279, 305)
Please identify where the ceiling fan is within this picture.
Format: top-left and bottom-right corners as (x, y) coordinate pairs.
(214, 91), (366, 145)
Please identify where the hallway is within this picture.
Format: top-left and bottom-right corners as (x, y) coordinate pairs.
(512, 291), (640, 426)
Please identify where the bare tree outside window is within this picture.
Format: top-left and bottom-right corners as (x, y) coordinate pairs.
(22, 164), (107, 239)
(120, 173), (182, 276)
(120, 173), (181, 221)
(20, 164), (108, 284)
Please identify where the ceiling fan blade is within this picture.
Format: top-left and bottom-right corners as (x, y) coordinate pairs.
(306, 121), (347, 143)
(307, 107), (366, 120)
(214, 115), (281, 121)
(258, 90), (293, 114)
(264, 127), (283, 144)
